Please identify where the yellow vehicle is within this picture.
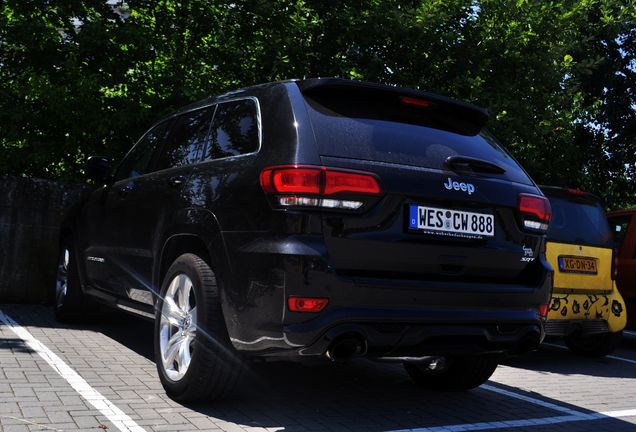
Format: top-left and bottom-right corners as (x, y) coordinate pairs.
(542, 186), (626, 357)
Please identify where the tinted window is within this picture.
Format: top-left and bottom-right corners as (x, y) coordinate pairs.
(205, 99), (259, 160)
(303, 92), (532, 185)
(608, 215), (631, 251)
(547, 196), (613, 247)
(156, 107), (213, 170)
(116, 120), (170, 180)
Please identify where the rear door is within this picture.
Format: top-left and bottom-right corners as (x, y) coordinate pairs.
(544, 190), (614, 292)
(298, 82), (549, 286)
(82, 120), (171, 297)
(121, 105), (215, 304)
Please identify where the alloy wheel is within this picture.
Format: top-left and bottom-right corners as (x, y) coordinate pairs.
(55, 248), (69, 308)
(159, 273), (197, 381)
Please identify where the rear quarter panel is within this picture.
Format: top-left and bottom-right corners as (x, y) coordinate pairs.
(180, 83), (320, 347)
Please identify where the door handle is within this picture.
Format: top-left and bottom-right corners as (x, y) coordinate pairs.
(167, 176), (186, 187)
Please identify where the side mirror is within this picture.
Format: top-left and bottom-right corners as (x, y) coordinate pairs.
(85, 156), (112, 183)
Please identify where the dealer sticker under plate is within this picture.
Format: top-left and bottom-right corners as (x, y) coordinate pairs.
(408, 205), (495, 239)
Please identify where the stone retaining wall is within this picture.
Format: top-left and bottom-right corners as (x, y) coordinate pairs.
(0, 176), (88, 303)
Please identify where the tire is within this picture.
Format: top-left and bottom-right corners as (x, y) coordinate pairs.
(54, 236), (88, 322)
(564, 331), (623, 357)
(404, 355), (499, 391)
(154, 253), (242, 402)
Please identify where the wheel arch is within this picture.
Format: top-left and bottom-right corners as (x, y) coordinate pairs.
(159, 234), (212, 284)
(155, 209), (233, 310)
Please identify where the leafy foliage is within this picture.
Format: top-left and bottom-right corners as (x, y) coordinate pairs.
(0, 0), (634, 208)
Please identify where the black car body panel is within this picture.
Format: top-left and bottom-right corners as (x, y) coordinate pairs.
(67, 78), (552, 361)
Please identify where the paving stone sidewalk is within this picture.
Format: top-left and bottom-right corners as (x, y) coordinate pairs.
(1, 304), (636, 432)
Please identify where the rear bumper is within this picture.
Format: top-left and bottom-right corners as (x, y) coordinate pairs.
(239, 304), (546, 360)
(546, 286), (627, 335)
(223, 235), (552, 359)
(287, 312), (544, 359)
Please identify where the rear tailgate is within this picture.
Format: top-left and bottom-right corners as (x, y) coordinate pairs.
(298, 80), (548, 285)
(544, 189), (615, 292)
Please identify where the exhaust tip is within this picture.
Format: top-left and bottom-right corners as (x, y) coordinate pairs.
(326, 336), (367, 362)
(514, 330), (542, 354)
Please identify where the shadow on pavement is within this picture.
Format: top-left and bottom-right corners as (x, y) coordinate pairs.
(3, 304), (636, 431)
(183, 362), (636, 432)
(0, 337), (35, 353)
(503, 343), (636, 379)
(0, 303), (155, 359)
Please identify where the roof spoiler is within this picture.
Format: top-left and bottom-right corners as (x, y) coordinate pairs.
(539, 185), (601, 203)
(297, 78), (490, 131)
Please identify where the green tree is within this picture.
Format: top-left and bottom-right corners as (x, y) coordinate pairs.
(0, 0), (634, 208)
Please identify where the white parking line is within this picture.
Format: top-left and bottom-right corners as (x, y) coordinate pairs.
(2, 306), (635, 432)
(543, 342), (636, 365)
(386, 411), (636, 432)
(387, 385), (636, 432)
(481, 384), (585, 416)
(0, 309), (146, 432)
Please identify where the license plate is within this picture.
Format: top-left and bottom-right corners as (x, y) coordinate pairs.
(408, 205), (495, 238)
(558, 256), (598, 274)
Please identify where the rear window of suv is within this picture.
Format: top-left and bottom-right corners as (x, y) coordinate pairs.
(302, 89), (532, 185)
(546, 195), (613, 248)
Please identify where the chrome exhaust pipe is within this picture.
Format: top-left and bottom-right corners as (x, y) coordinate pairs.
(326, 336), (366, 362)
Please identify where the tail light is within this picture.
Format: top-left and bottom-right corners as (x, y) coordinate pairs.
(566, 188), (587, 197)
(518, 194), (552, 232)
(537, 271), (553, 319)
(260, 165), (382, 210)
(400, 96), (432, 108)
(612, 248), (619, 280)
(287, 297), (329, 313)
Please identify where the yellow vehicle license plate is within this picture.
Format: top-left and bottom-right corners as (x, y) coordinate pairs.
(558, 256), (598, 274)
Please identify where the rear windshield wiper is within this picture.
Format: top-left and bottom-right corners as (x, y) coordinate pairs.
(445, 156), (506, 174)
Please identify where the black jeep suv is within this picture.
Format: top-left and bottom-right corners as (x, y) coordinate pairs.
(57, 78), (552, 401)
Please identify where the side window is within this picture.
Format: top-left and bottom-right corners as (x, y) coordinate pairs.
(205, 99), (259, 160)
(608, 216), (631, 251)
(155, 107), (214, 171)
(116, 121), (170, 180)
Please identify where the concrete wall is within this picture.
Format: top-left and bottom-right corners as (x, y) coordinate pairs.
(0, 176), (88, 304)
